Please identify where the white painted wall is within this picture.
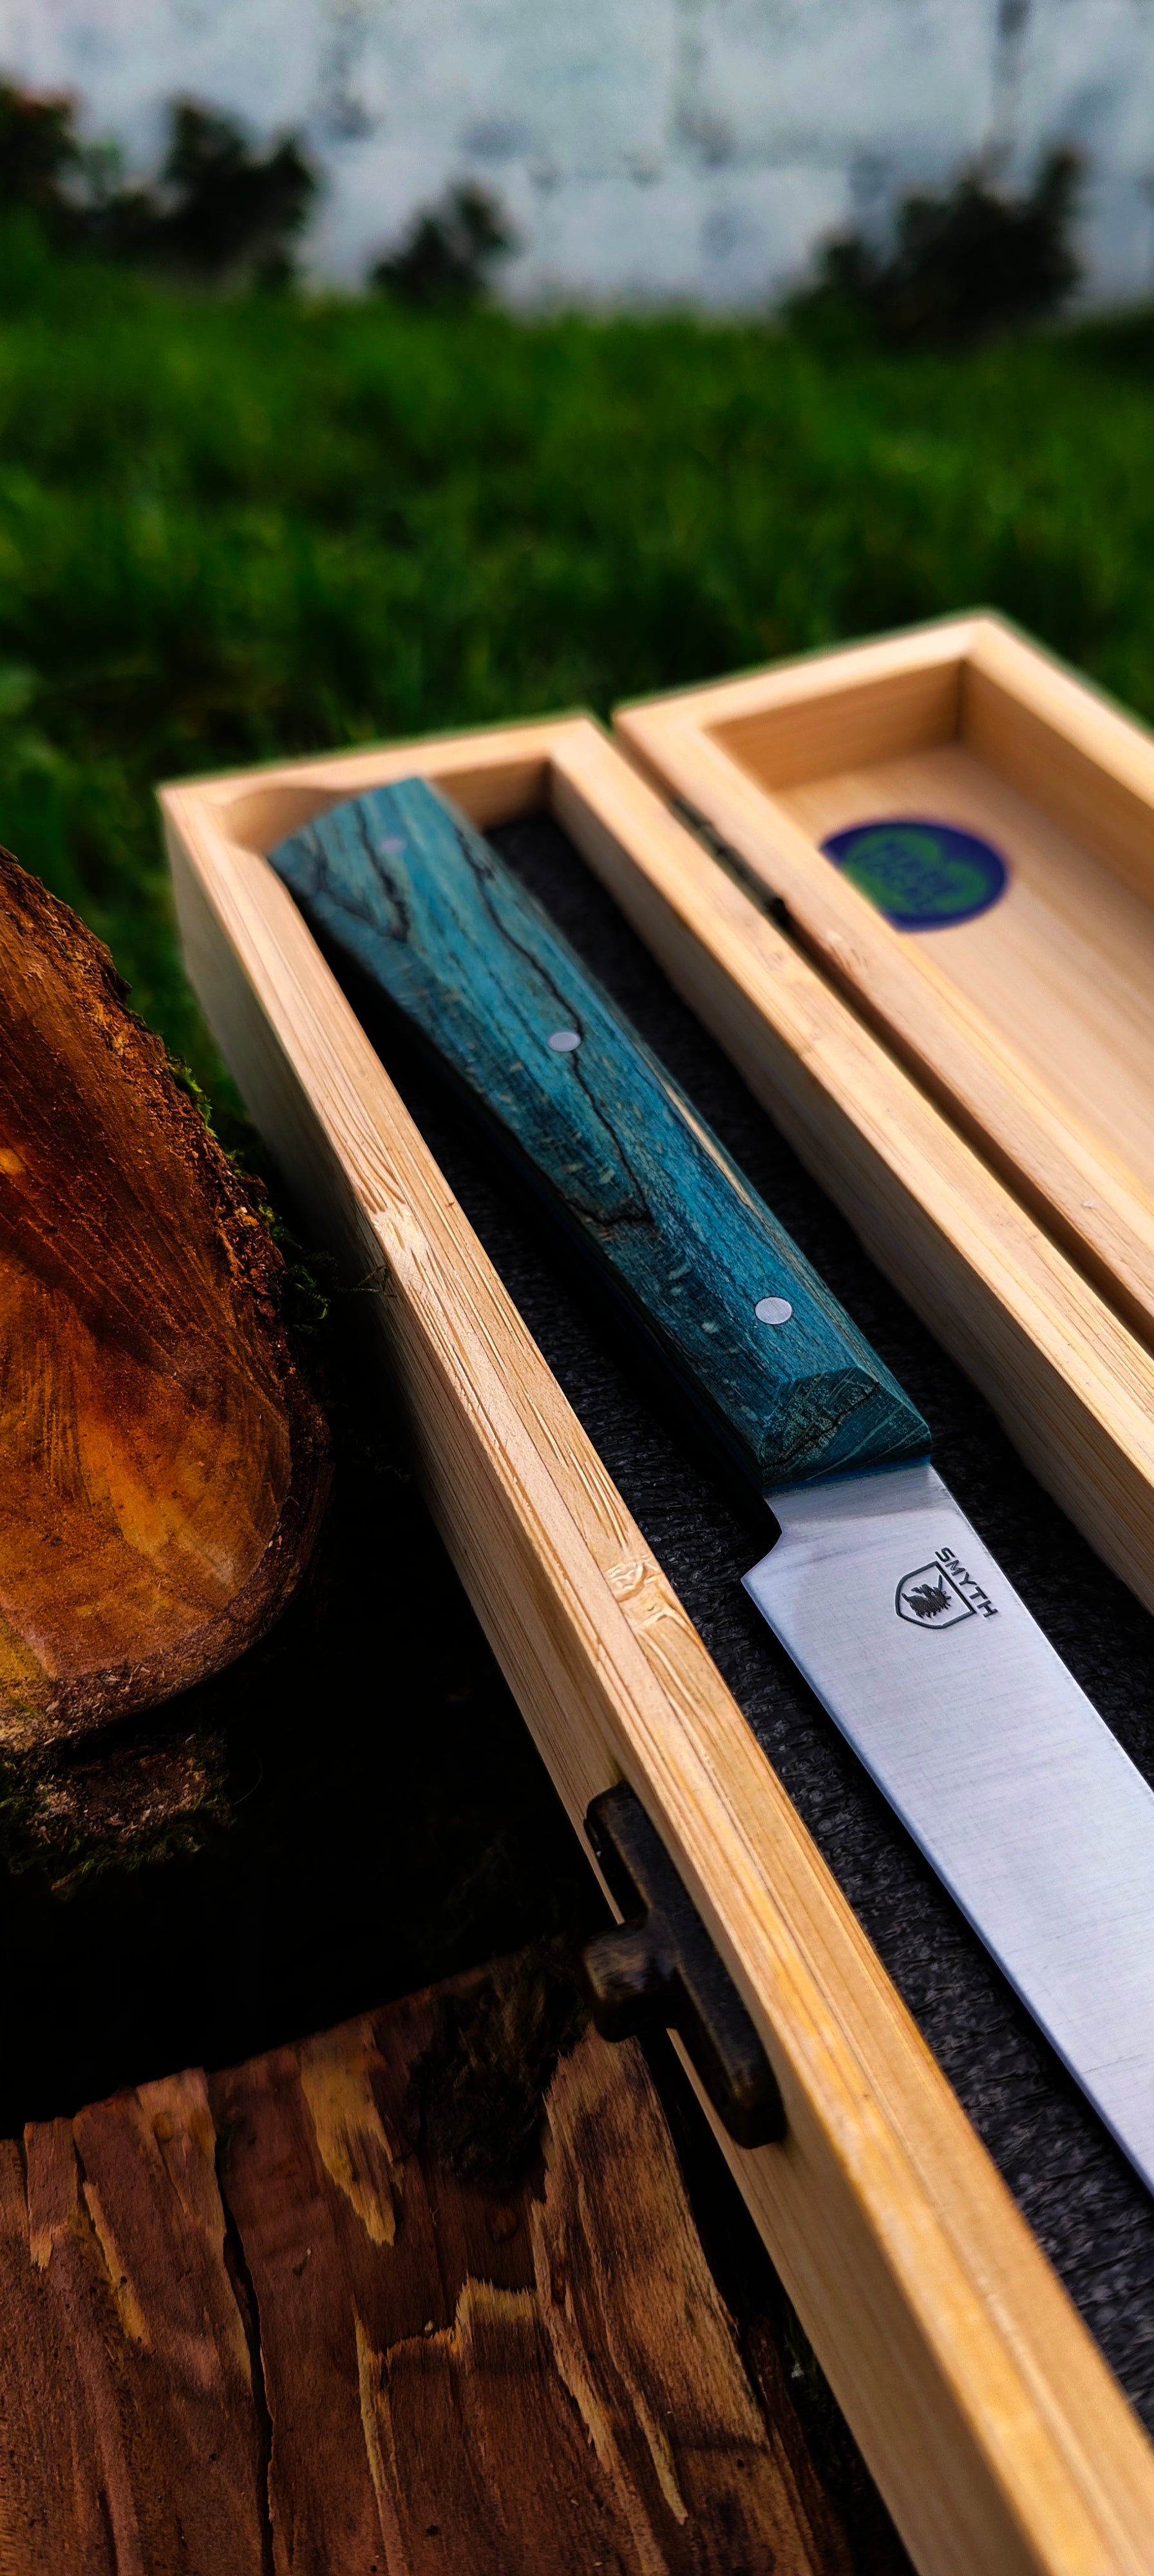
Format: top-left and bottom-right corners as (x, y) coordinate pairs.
(4, 0), (1154, 308)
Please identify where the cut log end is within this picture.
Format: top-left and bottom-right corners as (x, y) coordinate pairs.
(0, 847), (330, 1749)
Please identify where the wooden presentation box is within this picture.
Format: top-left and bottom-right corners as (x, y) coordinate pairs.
(161, 719), (1154, 2576)
(616, 616), (1154, 1624)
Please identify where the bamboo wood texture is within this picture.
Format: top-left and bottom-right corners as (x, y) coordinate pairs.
(614, 615), (1154, 1358)
(269, 775), (927, 1492)
(162, 720), (1154, 2576)
(0, 1971), (838, 2571)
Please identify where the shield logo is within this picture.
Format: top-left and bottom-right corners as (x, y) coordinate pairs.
(895, 1563), (976, 1629)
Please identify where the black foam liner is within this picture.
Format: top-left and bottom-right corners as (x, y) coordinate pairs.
(364, 804), (1154, 2427)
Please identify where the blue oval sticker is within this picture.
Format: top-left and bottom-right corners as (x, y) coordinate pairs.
(820, 817), (1008, 931)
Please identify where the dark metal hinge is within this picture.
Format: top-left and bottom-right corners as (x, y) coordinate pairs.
(581, 1783), (786, 2151)
(669, 796), (793, 936)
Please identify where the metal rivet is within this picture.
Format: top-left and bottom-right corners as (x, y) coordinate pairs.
(549, 1029), (582, 1052)
(755, 1296), (793, 1325)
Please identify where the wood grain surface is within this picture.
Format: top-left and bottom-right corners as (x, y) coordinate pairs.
(776, 738), (1154, 1198)
(614, 615), (1154, 1358)
(0, 2072), (267, 2571)
(162, 720), (1154, 2575)
(269, 773), (927, 1494)
(0, 1972), (844, 2573)
(0, 847), (329, 1750)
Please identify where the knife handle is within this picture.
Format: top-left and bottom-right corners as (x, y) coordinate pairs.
(270, 779), (928, 1495)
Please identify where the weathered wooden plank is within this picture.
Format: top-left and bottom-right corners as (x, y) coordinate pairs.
(213, 1985), (838, 2575)
(0, 2070), (267, 2573)
(0, 2128), (107, 2570)
(524, 2025), (849, 2575)
(0, 1963), (843, 2572)
(210, 2002), (446, 2573)
(381, 2027), (842, 2574)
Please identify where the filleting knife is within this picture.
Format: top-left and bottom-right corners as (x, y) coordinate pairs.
(271, 775), (1154, 2191)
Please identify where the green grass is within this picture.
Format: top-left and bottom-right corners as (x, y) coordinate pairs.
(5, 211), (1154, 1079)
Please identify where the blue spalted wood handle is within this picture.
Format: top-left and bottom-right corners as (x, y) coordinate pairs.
(270, 778), (929, 1493)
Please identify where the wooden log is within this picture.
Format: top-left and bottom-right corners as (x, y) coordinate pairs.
(0, 1967), (852, 2572)
(7, 1715), (229, 1890)
(0, 847), (329, 1753)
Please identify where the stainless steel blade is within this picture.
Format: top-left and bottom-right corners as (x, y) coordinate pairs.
(744, 1460), (1154, 2189)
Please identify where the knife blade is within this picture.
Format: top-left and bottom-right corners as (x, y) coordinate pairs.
(270, 775), (1154, 2190)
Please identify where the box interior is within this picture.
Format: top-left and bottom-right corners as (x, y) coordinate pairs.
(711, 655), (1154, 1201)
(218, 755), (551, 863)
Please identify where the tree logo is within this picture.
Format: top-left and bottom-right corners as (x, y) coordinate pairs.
(822, 818), (1008, 931)
(895, 1562), (976, 1629)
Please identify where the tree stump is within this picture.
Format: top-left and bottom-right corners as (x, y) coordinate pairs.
(0, 848), (328, 1757)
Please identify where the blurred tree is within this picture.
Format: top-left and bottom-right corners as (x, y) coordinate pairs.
(0, 82), (316, 285)
(0, 81), (80, 227)
(791, 147), (1081, 350)
(371, 182), (515, 308)
(140, 102), (317, 285)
